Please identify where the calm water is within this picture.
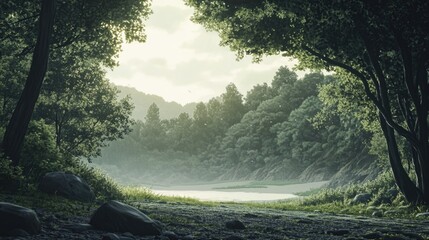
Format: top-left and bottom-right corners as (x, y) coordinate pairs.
(149, 181), (327, 202)
(151, 189), (298, 202)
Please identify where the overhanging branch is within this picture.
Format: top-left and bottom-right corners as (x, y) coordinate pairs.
(302, 45), (418, 146)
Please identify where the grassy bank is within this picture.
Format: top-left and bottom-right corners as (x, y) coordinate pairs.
(2, 161), (428, 221)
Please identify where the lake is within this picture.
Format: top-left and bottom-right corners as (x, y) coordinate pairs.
(148, 181), (327, 202)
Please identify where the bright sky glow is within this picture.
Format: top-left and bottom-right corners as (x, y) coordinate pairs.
(107, 0), (303, 105)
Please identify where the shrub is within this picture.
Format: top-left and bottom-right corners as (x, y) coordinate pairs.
(66, 161), (124, 201)
(0, 155), (23, 191)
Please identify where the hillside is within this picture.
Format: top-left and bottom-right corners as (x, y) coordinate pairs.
(115, 85), (197, 120)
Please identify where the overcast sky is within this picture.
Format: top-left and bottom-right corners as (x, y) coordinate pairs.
(107, 0), (302, 105)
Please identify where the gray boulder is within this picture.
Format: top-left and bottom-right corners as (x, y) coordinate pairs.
(0, 202), (41, 235)
(39, 172), (95, 202)
(90, 200), (162, 236)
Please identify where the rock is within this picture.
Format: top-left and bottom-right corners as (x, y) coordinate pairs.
(90, 200), (162, 236)
(351, 193), (372, 204)
(416, 212), (429, 218)
(39, 172), (95, 202)
(0, 202), (41, 235)
(162, 231), (179, 240)
(225, 219), (246, 230)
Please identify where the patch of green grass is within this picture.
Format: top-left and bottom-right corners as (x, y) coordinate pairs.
(120, 186), (218, 207)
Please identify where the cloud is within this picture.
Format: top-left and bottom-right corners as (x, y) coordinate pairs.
(108, 0), (304, 105)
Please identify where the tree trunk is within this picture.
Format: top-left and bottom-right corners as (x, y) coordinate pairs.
(379, 114), (422, 203)
(2, 0), (56, 165)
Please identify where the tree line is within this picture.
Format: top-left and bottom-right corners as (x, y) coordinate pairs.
(97, 67), (375, 185)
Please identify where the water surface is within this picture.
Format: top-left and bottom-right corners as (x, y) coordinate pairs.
(150, 181), (326, 202)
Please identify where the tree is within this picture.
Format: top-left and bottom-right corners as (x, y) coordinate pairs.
(1, 0), (151, 165)
(186, 0), (429, 204)
(34, 55), (133, 159)
(2, 0), (55, 165)
(221, 83), (246, 127)
(245, 83), (273, 111)
(140, 103), (167, 150)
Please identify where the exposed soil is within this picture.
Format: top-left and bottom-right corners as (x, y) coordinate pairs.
(2, 200), (429, 240)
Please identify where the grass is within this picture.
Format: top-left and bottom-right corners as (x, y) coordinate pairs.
(2, 169), (429, 221)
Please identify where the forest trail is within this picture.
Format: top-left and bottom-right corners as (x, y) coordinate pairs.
(6, 200), (428, 240)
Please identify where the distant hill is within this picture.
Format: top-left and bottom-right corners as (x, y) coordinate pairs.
(114, 85), (197, 121)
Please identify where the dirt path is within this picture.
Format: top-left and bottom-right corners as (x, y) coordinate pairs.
(3, 201), (429, 240)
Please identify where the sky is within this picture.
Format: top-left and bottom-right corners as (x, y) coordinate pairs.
(107, 0), (303, 105)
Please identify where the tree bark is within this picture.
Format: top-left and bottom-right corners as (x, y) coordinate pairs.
(379, 114), (422, 203)
(2, 0), (56, 165)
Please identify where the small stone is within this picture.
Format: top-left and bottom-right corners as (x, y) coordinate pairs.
(225, 220), (246, 230)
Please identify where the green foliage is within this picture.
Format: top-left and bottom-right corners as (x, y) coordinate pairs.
(302, 171), (398, 206)
(97, 67), (375, 185)
(0, 155), (23, 191)
(34, 55), (134, 160)
(20, 120), (65, 181)
(66, 162), (124, 201)
(186, 0), (429, 204)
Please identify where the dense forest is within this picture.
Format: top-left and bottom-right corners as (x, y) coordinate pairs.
(95, 67), (381, 186)
(1, 0), (428, 206)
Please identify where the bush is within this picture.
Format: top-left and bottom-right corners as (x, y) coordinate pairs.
(0, 155), (23, 191)
(20, 120), (65, 182)
(66, 161), (124, 201)
(0, 120), (124, 200)
(302, 171), (399, 206)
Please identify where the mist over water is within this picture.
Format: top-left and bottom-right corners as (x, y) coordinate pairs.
(151, 190), (297, 202)
(147, 181), (327, 202)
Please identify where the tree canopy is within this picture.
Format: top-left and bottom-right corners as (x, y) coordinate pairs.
(1, 0), (151, 165)
(185, 0), (429, 204)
